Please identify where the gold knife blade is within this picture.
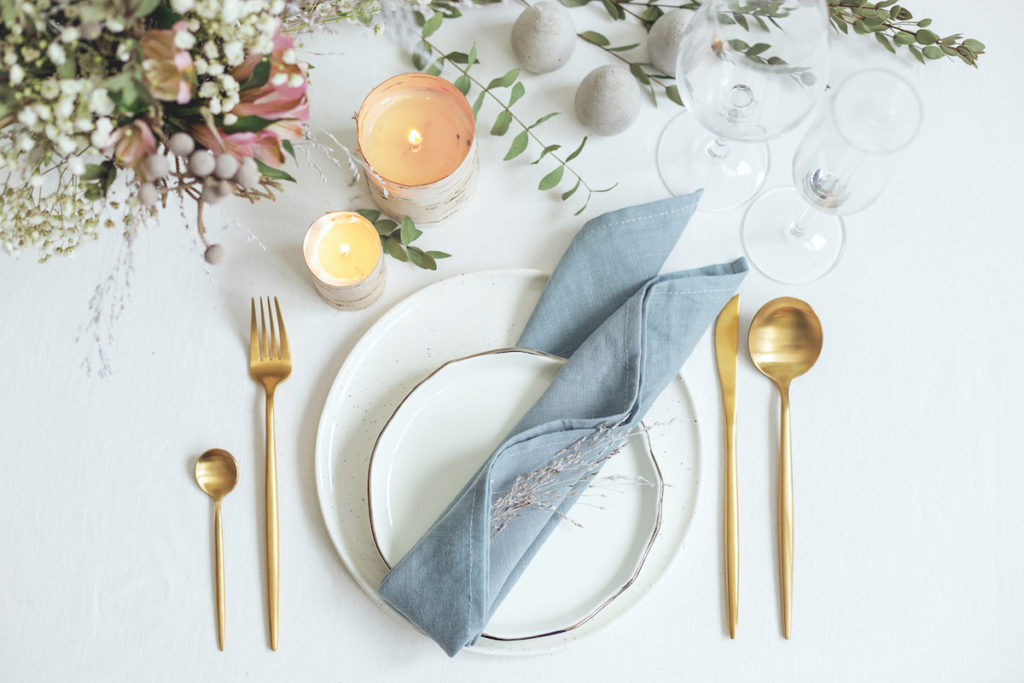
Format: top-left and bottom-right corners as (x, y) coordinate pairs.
(715, 294), (740, 639)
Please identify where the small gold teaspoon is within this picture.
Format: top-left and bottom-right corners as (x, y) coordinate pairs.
(195, 449), (239, 651)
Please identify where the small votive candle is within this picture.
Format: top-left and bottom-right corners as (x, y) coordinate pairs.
(356, 73), (478, 225)
(302, 212), (386, 310)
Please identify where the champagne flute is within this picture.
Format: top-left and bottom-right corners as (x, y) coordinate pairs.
(741, 68), (923, 283)
(656, 0), (830, 212)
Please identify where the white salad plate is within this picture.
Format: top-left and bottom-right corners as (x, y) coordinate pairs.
(368, 348), (663, 642)
(314, 269), (702, 655)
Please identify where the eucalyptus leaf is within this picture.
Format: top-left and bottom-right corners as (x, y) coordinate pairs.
(400, 216), (423, 245)
(426, 251), (452, 259)
(922, 45), (944, 59)
(407, 246), (437, 270)
(422, 12), (443, 38)
(564, 136), (587, 163)
(665, 84), (684, 107)
(509, 81), (526, 107)
(915, 28), (938, 45)
(356, 209), (381, 223)
(454, 74), (471, 95)
(561, 178), (581, 201)
(487, 68), (520, 90)
(531, 144), (561, 165)
(581, 31), (610, 47)
(538, 165), (564, 191)
(528, 112), (559, 129)
(375, 219), (398, 236)
(255, 160), (295, 182)
(471, 91), (485, 119)
(384, 236), (409, 262)
(491, 110), (512, 136)
(504, 130), (529, 161)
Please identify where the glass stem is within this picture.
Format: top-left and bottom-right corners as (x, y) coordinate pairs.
(789, 205), (817, 239)
(706, 137), (730, 161)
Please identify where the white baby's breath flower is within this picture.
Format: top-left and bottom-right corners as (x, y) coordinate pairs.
(60, 27), (80, 44)
(55, 97), (74, 119)
(207, 62), (225, 76)
(203, 41), (218, 60)
(47, 42), (66, 66)
(40, 79), (60, 100)
(281, 48), (296, 65)
(90, 117), (114, 148)
(117, 42), (131, 62)
(106, 19), (125, 33)
(9, 63), (24, 85)
(271, 72), (288, 87)
(208, 98), (222, 115)
(17, 108), (38, 127)
(287, 73), (304, 88)
(74, 118), (94, 132)
(270, 0), (285, 13)
(22, 46), (40, 62)
(60, 79), (83, 95)
(56, 136), (77, 155)
(89, 89), (115, 116)
(171, 0), (195, 12)
(194, 57), (209, 74)
(223, 41), (244, 66)
(4, 49), (17, 67)
(221, 0), (240, 23)
(174, 30), (197, 50)
(198, 81), (219, 99)
(223, 113), (238, 126)
(68, 157), (86, 175)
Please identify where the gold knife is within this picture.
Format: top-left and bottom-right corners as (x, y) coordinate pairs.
(714, 294), (740, 639)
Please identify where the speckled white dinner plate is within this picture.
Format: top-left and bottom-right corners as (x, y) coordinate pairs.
(314, 269), (702, 655)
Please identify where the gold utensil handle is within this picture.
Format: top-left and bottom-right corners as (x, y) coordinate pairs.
(724, 415), (738, 639)
(266, 394), (279, 651)
(779, 388), (794, 639)
(215, 501), (225, 651)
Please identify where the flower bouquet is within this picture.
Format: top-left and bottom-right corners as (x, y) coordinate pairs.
(0, 0), (309, 261)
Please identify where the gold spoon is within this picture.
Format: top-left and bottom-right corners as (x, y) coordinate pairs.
(748, 298), (822, 640)
(195, 449), (239, 651)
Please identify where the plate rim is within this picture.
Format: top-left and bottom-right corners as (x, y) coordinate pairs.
(365, 346), (666, 642)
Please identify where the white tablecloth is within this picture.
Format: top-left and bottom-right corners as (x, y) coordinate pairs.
(2, 1), (1022, 680)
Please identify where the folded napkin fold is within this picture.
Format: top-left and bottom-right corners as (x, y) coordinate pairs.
(379, 191), (748, 655)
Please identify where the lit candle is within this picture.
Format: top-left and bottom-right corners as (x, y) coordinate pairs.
(302, 212), (386, 310)
(357, 73), (478, 225)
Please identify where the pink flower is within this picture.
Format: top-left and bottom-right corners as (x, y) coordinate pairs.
(230, 27), (309, 121)
(140, 23), (195, 104)
(191, 118), (302, 169)
(111, 120), (156, 169)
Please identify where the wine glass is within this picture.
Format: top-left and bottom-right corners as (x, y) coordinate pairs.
(741, 68), (923, 284)
(657, 0), (830, 212)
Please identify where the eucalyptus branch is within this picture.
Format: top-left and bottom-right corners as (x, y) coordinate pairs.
(416, 30), (616, 215)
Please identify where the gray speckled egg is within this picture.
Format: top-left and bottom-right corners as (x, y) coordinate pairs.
(648, 10), (690, 77)
(574, 65), (641, 136)
(511, 1), (576, 74)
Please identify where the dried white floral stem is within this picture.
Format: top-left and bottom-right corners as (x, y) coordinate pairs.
(490, 419), (656, 537)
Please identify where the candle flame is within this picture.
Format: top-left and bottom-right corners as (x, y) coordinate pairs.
(408, 128), (423, 152)
(340, 243), (351, 256)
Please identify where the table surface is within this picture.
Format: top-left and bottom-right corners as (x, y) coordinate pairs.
(2, 2), (1022, 680)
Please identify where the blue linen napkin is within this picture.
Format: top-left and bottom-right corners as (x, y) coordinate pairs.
(378, 191), (748, 656)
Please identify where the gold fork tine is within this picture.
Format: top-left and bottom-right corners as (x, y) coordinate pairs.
(250, 298), (260, 362)
(267, 296), (278, 360)
(274, 297), (289, 360)
(259, 298), (269, 361)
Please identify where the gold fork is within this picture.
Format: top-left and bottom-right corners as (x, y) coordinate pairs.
(249, 297), (291, 651)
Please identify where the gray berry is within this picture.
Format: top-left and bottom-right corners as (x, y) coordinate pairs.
(188, 150), (216, 177)
(138, 182), (159, 206)
(204, 244), (225, 265)
(199, 180), (222, 204)
(144, 154), (169, 179)
(648, 11), (690, 77)
(168, 132), (195, 157)
(236, 158), (260, 189)
(214, 180), (234, 198)
(510, 1), (575, 75)
(214, 154), (239, 180)
(574, 65), (641, 136)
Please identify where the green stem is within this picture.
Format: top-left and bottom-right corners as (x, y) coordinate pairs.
(420, 36), (599, 196)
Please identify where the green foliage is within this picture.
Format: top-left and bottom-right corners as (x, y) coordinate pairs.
(358, 211), (451, 270)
